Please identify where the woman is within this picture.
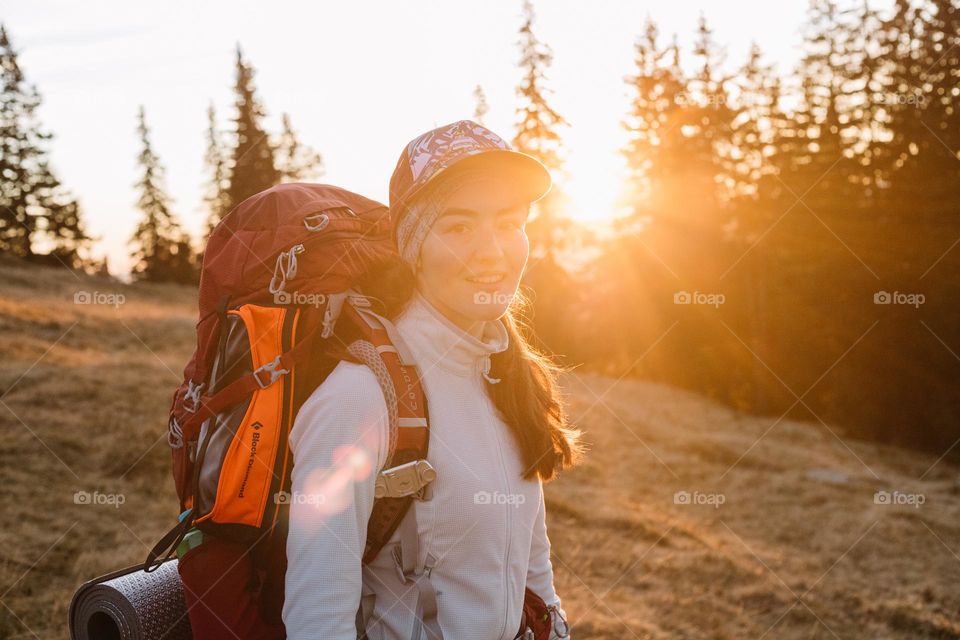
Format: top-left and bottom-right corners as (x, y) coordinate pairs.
(283, 120), (584, 639)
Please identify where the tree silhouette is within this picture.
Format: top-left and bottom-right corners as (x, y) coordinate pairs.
(473, 84), (489, 125)
(275, 112), (323, 183)
(580, 0), (960, 452)
(129, 106), (196, 283)
(224, 45), (280, 214)
(513, 0), (571, 261)
(202, 102), (230, 240)
(0, 23), (94, 268)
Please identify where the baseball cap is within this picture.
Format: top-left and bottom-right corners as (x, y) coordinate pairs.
(389, 120), (552, 223)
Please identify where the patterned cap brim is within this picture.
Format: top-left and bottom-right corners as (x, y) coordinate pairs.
(395, 148), (552, 219)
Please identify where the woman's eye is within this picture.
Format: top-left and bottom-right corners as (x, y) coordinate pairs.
(446, 223), (470, 234)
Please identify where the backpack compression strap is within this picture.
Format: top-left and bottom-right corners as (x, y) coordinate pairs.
(175, 306), (326, 440)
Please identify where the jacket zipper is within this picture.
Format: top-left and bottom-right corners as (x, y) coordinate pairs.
(491, 389), (513, 640)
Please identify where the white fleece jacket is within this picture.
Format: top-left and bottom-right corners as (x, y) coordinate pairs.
(283, 291), (566, 639)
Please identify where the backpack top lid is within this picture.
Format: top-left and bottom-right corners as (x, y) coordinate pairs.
(197, 182), (393, 323)
(178, 182), (398, 405)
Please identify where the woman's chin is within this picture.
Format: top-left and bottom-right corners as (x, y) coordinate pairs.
(455, 285), (512, 322)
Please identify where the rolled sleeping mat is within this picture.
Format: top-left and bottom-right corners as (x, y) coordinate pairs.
(68, 558), (192, 640)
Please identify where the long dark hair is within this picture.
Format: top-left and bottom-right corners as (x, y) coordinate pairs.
(357, 255), (585, 482)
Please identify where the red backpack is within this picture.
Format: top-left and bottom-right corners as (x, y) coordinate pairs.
(143, 182), (554, 639)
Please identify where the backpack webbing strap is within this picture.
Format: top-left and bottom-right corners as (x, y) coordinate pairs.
(345, 299), (442, 638)
(395, 506), (444, 640)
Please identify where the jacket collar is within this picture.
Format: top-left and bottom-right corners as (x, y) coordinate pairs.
(395, 290), (509, 383)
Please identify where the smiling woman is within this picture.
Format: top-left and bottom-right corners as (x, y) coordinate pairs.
(283, 120), (585, 640)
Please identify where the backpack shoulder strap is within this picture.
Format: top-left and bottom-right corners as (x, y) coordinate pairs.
(340, 298), (435, 564)
(345, 298), (444, 639)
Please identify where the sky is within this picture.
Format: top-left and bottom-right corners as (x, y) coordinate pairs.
(1, 0), (827, 276)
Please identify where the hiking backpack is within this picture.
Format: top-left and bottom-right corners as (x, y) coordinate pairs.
(142, 182), (554, 640)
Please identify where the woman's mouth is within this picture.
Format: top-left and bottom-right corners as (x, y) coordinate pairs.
(465, 273), (506, 285)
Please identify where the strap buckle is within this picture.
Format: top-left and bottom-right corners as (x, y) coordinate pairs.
(374, 460), (436, 499)
(392, 544), (438, 585)
(254, 355), (290, 389)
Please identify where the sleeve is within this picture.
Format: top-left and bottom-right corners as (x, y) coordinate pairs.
(525, 479), (571, 638)
(282, 361), (391, 640)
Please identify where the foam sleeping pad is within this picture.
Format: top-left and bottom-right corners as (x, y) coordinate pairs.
(68, 558), (192, 640)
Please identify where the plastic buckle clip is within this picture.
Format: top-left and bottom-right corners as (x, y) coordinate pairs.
(254, 355), (290, 389)
(374, 460), (436, 499)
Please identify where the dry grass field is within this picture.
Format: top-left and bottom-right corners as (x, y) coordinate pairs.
(1, 258), (958, 639)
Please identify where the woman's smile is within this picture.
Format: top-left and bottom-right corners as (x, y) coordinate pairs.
(465, 272), (506, 285)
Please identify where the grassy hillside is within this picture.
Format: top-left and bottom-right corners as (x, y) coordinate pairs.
(0, 259), (958, 639)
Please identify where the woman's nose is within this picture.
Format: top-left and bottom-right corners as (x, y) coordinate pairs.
(471, 225), (506, 261)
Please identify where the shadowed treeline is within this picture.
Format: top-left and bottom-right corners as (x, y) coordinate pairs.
(525, 0), (960, 457)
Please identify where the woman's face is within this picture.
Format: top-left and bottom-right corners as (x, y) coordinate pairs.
(416, 176), (531, 336)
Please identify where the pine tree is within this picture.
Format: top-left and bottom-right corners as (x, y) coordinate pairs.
(610, 16), (738, 384)
(619, 19), (690, 227)
(513, 0), (571, 260)
(36, 184), (92, 269)
(839, 0), (888, 206)
(202, 102), (230, 239)
(129, 106), (196, 283)
(913, 0), (959, 210)
(724, 43), (793, 413)
(0, 23), (93, 267)
(879, 0), (959, 213)
(725, 42), (790, 240)
(793, 0), (865, 212)
(473, 84), (489, 125)
(687, 12), (737, 198)
(225, 45), (280, 213)
(275, 112), (323, 183)
(618, 15), (731, 273)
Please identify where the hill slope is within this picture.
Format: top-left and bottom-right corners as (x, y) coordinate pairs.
(0, 260), (957, 639)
